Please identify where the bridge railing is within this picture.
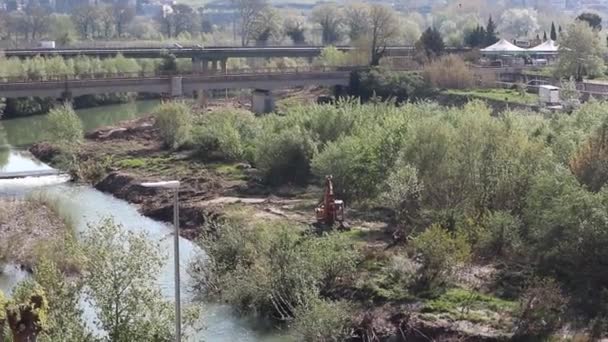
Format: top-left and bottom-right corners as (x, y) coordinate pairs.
(0, 65), (365, 84)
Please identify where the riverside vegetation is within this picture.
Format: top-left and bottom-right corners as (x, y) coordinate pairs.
(28, 79), (608, 339)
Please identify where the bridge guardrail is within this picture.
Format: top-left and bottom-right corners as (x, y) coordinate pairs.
(0, 65), (365, 84)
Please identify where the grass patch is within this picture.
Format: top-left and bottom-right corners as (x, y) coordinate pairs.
(422, 288), (517, 327)
(114, 156), (173, 170)
(209, 163), (247, 180)
(445, 88), (539, 105)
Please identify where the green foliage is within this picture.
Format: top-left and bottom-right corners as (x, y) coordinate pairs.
(523, 168), (608, 300)
(413, 225), (471, 291)
(35, 259), (91, 342)
(5, 280), (49, 342)
(192, 109), (257, 161)
(569, 120), (608, 191)
(473, 211), (522, 257)
(154, 100), (193, 149)
(46, 102), (83, 150)
(556, 21), (606, 80)
(82, 218), (174, 342)
(196, 219), (359, 324)
(254, 125), (317, 185)
(415, 27), (445, 60)
(349, 68), (433, 102)
(381, 163), (423, 225)
(290, 298), (353, 342)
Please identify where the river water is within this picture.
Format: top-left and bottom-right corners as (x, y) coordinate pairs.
(0, 101), (278, 341)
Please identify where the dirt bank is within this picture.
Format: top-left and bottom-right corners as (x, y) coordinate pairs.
(0, 196), (73, 272)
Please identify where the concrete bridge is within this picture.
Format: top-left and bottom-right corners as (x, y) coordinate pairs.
(1, 45), (470, 73)
(0, 68), (352, 113)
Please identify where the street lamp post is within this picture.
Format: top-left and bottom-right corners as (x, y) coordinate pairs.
(141, 180), (181, 342)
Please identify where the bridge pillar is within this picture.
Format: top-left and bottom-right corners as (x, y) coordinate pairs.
(171, 76), (183, 97)
(202, 60), (209, 74)
(192, 57), (201, 72)
(252, 89), (275, 114)
(211, 60), (218, 74)
(220, 58), (228, 74)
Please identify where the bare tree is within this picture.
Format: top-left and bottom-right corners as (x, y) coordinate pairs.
(284, 15), (307, 45)
(71, 5), (101, 39)
(231, 0), (268, 46)
(368, 4), (400, 66)
(112, 3), (135, 38)
(98, 5), (115, 38)
(345, 3), (370, 42)
(250, 7), (281, 46)
(311, 4), (343, 45)
(25, 5), (50, 41)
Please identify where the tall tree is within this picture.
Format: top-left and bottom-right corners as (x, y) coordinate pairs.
(416, 27), (445, 60)
(250, 7), (281, 46)
(465, 25), (487, 48)
(71, 4), (101, 39)
(112, 2), (135, 38)
(550, 21), (557, 40)
(345, 3), (370, 42)
(231, 0), (268, 46)
(311, 4), (343, 45)
(24, 5), (50, 41)
(98, 5), (115, 38)
(556, 21), (606, 81)
(284, 16), (307, 45)
(498, 8), (539, 38)
(543, 30), (547, 41)
(367, 4), (400, 66)
(82, 218), (175, 341)
(172, 4), (198, 37)
(577, 12), (602, 31)
(485, 15), (498, 45)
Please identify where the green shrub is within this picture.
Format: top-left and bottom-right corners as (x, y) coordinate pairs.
(381, 162), (423, 226)
(196, 219), (359, 322)
(192, 109), (257, 161)
(349, 67), (434, 102)
(413, 224), (471, 292)
(154, 101), (193, 149)
(254, 126), (317, 185)
(291, 298), (353, 342)
(475, 211), (522, 257)
(47, 102), (83, 150)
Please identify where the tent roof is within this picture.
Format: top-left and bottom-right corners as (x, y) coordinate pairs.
(481, 39), (526, 53)
(527, 39), (559, 52)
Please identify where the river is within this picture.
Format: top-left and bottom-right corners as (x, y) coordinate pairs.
(0, 101), (279, 341)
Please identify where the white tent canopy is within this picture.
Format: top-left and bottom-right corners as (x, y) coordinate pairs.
(481, 39), (526, 53)
(527, 39), (559, 53)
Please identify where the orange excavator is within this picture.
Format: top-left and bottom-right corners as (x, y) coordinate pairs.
(315, 175), (347, 229)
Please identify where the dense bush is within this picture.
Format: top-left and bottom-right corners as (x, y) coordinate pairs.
(423, 54), (475, 89)
(47, 102), (83, 150)
(413, 224), (471, 291)
(192, 109), (257, 161)
(515, 278), (567, 338)
(154, 101), (193, 149)
(291, 298), (353, 342)
(569, 120), (608, 192)
(349, 67), (434, 102)
(254, 125), (317, 185)
(197, 218), (359, 324)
